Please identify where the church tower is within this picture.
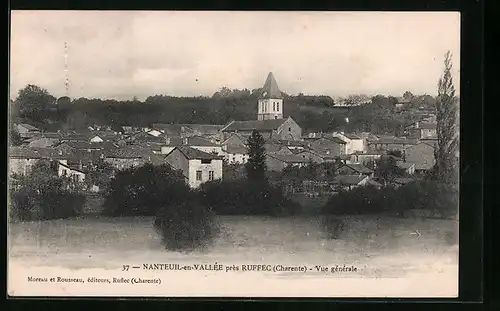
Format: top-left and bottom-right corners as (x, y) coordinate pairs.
(257, 72), (283, 120)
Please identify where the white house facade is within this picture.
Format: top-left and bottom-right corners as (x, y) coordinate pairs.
(165, 146), (223, 189)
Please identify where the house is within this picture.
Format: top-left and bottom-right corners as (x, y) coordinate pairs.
(331, 175), (370, 191)
(221, 133), (247, 148)
(15, 123), (41, 138)
(9, 146), (71, 176)
(392, 177), (416, 188)
(125, 131), (166, 144)
(223, 145), (249, 164)
(27, 137), (60, 148)
(178, 124), (224, 141)
(405, 121), (437, 139)
(291, 149), (324, 164)
(151, 123), (223, 140)
(367, 136), (418, 152)
(160, 136), (224, 156)
(266, 153), (310, 172)
(305, 136), (347, 158)
(336, 163), (374, 177)
(221, 117), (302, 141)
(396, 161), (416, 175)
(332, 132), (366, 154)
(403, 142), (436, 175)
(103, 146), (152, 170)
(349, 151), (384, 165)
(57, 161), (86, 183)
(164, 146), (223, 189)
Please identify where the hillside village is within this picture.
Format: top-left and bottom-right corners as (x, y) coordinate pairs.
(9, 72), (439, 197)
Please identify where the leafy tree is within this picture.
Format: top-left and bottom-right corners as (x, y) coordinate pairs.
(9, 160), (85, 221)
(9, 124), (23, 146)
(15, 84), (56, 122)
(374, 156), (406, 185)
(433, 51), (459, 185)
(403, 91), (415, 101)
(245, 130), (267, 181)
(103, 163), (191, 216)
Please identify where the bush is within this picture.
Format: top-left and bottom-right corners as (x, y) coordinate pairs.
(322, 180), (458, 218)
(9, 161), (86, 222)
(103, 164), (192, 216)
(10, 184), (85, 222)
(321, 186), (397, 216)
(322, 216), (346, 239)
(199, 179), (301, 216)
(154, 199), (220, 252)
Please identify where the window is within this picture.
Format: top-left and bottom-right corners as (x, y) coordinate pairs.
(273, 102), (276, 111)
(201, 159), (211, 164)
(277, 103), (279, 111)
(196, 170), (202, 181)
(209, 171), (214, 181)
(275, 116), (278, 119)
(289, 127), (291, 132)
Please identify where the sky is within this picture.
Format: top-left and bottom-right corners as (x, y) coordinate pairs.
(10, 11), (460, 101)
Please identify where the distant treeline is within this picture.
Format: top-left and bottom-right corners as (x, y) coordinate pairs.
(11, 85), (437, 135)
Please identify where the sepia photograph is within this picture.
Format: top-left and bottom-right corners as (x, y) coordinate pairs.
(8, 11), (460, 297)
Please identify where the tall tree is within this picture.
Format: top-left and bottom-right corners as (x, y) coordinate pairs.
(15, 84), (56, 122)
(245, 130), (267, 181)
(433, 51), (459, 185)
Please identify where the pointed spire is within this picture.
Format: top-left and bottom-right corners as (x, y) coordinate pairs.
(259, 72), (283, 99)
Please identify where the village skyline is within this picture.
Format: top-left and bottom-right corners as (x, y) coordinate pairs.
(10, 11), (460, 101)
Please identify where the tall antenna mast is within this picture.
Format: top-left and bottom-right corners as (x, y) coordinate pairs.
(64, 41), (69, 97)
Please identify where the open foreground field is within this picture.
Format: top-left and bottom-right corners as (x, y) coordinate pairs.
(8, 215), (459, 297)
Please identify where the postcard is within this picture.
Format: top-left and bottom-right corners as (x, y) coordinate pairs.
(8, 10), (460, 298)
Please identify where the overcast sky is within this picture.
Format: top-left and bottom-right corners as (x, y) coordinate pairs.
(10, 11), (460, 101)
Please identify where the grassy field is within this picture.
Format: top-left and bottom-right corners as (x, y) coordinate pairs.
(8, 215), (458, 277)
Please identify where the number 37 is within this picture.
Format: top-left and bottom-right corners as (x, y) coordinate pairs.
(122, 265), (129, 271)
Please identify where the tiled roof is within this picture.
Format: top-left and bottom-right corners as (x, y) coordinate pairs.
(340, 163), (373, 174)
(267, 153), (309, 164)
(179, 124), (224, 135)
(368, 137), (418, 145)
(18, 123), (40, 131)
(343, 133), (362, 140)
(9, 147), (66, 159)
(149, 154), (168, 166)
(225, 145), (248, 154)
(168, 146), (223, 160)
(104, 146), (151, 159)
(396, 161), (415, 169)
(150, 124), (192, 136)
(276, 140), (308, 147)
(418, 122), (437, 129)
(259, 72), (283, 99)
(222, 119), (287, 132)
(332, 175), (368, 185)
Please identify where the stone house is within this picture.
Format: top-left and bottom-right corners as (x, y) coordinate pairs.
(221, 117), (302, 141)
(403, 141), (437, 175)
(164, 146), (223, 189)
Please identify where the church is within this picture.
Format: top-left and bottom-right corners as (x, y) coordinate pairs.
(221, 72), (302, 141)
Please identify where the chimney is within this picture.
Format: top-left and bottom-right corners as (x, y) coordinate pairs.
(183, 138), (188, 145)
(165, 137), (171, 145)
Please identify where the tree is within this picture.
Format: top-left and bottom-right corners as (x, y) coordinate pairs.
(433, 51), (459, 185)
(245, 130), (267, 181)
(403, 91), (415, 101)
(9, 124), (23, 146)
(15, 84), (56, 122)
(374, 156), (406, 185)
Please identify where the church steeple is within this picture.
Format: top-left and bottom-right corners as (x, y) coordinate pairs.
(257, 72), (284, 120)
